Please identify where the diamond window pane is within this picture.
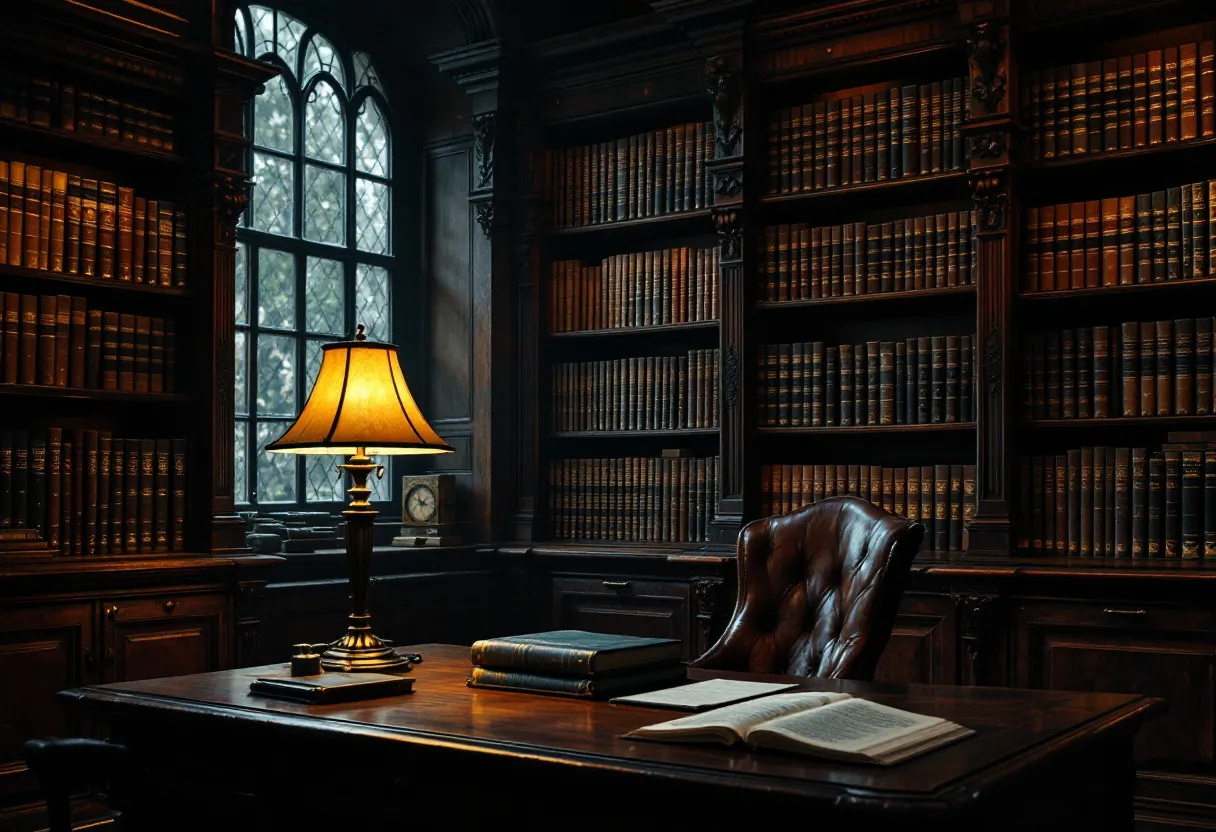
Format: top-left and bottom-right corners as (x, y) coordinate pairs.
(303, 34), (346, 88)
(369, 463), (389, 502)
(352, 52), (385, 96)
(274, 11), (306, 79)
(306, 455), (343, 503)
(256, 421), (297, 503)
(305, 259), (344, 334)
(250, 5), (274, 58)
(304, 165), (346, 245)
(355, 98), (389, 177)
(257, 248), (296, 329)
(305, 338), (325, 392)
(354, 178), (389, 254)
(234, 330), (248, 416)
(252, 152), (293, 235)
(256, 334), (296, 416)
(355, 264), (390, 341)
(253, 75), (293, 152)
(234, 241), (248, 324)
(305, 80), (344, 164)
(234, 421), (248, 503)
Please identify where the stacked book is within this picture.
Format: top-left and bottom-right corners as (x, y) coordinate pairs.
(466, 630), (685, 699)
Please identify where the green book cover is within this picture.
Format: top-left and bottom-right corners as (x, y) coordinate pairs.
(470, 630), (682, 678)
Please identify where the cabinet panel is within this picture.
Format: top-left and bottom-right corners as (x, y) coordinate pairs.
(0, 603), (94, 801)
(873, 594), (957, 685)
(551, 576), (691, 660)
(1016, 600), (1216, 766)
(103, 594), (228, 683)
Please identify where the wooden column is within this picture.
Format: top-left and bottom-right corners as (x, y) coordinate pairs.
(961, 1), (1017, 555)
(655, 0), (754, 545)
(197, 25), (279, 554)
(431, 41), (517, 543)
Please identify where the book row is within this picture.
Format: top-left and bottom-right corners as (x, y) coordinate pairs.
(1024, 181), (1216, 292)
(549, 247), (719, 334)
(1023, 319), (1213, 421)
(1026, 41), (1216, 161)
(550, 122), (714, 228)
(0, 428), (188, 556)
(551, 350), (719, 433)
(760, 463), (975, 553)
(763, 211), (977, 302)
(759, 336), (978, 428)
(0, 72), (175, 152)
(1018, 440), (1216, 559)
(766, 76), (968, 196)
(547, 455), (721, 544)
(1, 293), (177, 392)
(0, 160), (185, 286)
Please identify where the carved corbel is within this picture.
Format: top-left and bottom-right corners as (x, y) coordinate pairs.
(693, 577), (726, 655)
(969, 170), (1008, 234)
(712, 206), (742, 263)
(212, 175), (249, 244)
(967, 22), (1008, 115)
(705, 56), (743, 159)
(952, 592), (1005, 686)
(471, 112), (496, 192)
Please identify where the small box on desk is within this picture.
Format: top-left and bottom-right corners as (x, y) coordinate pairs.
(466, 630), (686, 700)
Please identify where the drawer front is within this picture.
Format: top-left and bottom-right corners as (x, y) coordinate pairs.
(1016, 599), (1216, 765)
(102, 594), (230, 683)
(551, 576), (692, 661)
(873, 593), (957, 686)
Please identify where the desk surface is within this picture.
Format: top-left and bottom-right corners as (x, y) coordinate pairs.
(63, 643), (1163, 810)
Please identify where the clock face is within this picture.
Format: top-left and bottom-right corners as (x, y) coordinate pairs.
(405, 484), (437, 523)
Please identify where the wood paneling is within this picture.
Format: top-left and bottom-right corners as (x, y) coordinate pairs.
(102, 594), (229, 683)
(874, 594), (957, 685)
(551, 575), (692, 660)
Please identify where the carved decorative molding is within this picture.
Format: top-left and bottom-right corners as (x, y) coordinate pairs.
(448, 0), (498, 44)
(967, 22), (1008, 114)
(693, 576), (726, 653)
(712, 206), (742, 262)
(969, 131), (1006, 162)
(970, 171), (1007, 233)
(983, 324), (1002, 396)
(213, 175), (249, 244)
(952, 592), (1004, 686)
(712, 167), (743, 198)
(723, 345), (740, 408)
(472, 112), (496, 191)
(475, 200), (494, 238)
(706, 56), (743, 159)
(754, 0), (950, 40)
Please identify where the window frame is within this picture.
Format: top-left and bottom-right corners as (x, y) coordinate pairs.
(233, 4), (396, 512)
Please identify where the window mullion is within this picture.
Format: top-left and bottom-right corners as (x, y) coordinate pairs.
(248, 240), (260, 506)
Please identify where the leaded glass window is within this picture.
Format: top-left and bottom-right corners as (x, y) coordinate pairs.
(233, 5), (393, 509)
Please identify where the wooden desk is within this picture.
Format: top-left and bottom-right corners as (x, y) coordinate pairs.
(62, 644), (1162, 832)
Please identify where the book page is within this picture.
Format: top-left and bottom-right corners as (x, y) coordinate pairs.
(749, 697), (944, 752)
(612, 679), (798, 710)
(625, 691), (851, 741)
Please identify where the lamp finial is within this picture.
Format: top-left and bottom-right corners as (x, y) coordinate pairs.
(355, 323), (366, 342)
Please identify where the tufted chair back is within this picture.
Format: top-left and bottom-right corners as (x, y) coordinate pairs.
(691, 496), (923, 681)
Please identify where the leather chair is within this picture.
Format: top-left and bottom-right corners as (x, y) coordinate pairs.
(691, 496), (924, 681)
(23, 738), (128, 832)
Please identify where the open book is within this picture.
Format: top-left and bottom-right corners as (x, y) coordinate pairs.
(624, 691), (974, 765)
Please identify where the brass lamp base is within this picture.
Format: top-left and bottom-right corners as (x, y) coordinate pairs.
(319, 615), (412, 673)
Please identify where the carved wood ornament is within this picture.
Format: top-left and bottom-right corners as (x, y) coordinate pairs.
(213, 175), (250, 244)
(966, 22), (1007, 114)
(472, 112), (496, 191)
(970, 171), (1007, 233)
(705, 56), (743, 159)
(712, 206), (743, 262)
(722, 345), (740, 408)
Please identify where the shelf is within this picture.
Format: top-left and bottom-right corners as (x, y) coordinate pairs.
(1019, 277), (1216, 301)
(761, 170), (970, 212)
(1025, 415), (1216, 429)
(0, 263), (192, 298)
(759, 284), (975, 310)
(0, 385), (191, 403)
(0, 118), (185, 169)
(549, 320), (719, 340)
(551, 428), (719, 439)
(547, 209), (711, 238)
(758, 422), (975, 436)
(1022, 135), (1216, 196)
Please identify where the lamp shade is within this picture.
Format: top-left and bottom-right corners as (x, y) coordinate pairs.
(265, 326), (453, 456)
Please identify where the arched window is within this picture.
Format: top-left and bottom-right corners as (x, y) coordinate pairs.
(232, 5), (393, 508)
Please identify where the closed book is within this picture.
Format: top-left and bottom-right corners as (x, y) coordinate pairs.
(251, 672), (414, 705)
(467, 664), (686, 700)
(470, 630), (682, 677)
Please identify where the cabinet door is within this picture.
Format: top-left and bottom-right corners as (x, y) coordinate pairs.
(102, 594), (229, 683)
(0, 602), (94, 802)
(873, 593), (957, 685)
(551, 576), (691, 661)
(1016, 600), (1216, 766)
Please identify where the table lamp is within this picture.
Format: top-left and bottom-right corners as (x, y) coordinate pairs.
(266, 324), (453, 673)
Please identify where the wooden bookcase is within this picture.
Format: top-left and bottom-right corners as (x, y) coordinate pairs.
(0, 2), (279, 827)
(505, 0), (1216, 825)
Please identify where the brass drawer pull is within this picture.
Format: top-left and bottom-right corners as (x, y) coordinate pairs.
(163, 600), (177, 613)
(104, 605), (120, 619)
(1103, 608), (1146, 616)
(601, 580), (631, 589)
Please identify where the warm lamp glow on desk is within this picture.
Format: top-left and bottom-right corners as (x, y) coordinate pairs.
(266, 324), (452, 673)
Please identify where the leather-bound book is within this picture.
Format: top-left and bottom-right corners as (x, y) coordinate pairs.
(1119, 196), (1136, 285)
(1205, 450), (1216, 558)
(1076, 327), (1092, 418)
(1114, 447), (1131, 557)
(45, 428), (61, 551)
(1164, 449), (1181, 557)
(1181, 450), (1203, 559)
(36, 295), (55, 386)
(825, 346), (838, 426)
(1092, 326), (1110, 418)
(1175, 318), (1195, 415)
(1163, 47), (1179, 143)
(98, 433), (110, 554)
(1060, 329), (1076, 418)
(948, 464), (963, 552)
(472, 630), (681, 677)
(1197, 318), (1212, 415)
(920, 465), (935, 549)
(904, 338), (917, 425)
(124, 439), (139, 551)
(1103, 58), (1119, 151)
(1148, 452), (1165, 556)
(1131, 448), (1148, 557)
(1156, 320), (1174, 415)
(1139, 321), (1156, 416)
(1148, 50), (1164, 145)
(1192, 183), (1209, 278)
(84, 431), (98, 555)
(28, 432), (44, 537)
(468, 664), (685, 699)
(932, 464), (949, 552)
(1094, 446), (1107, 556)
(1066, 449), (1080, 555)
(1118, 55), (1134, 149)
(70, 297), (85, 389)
(1031, 456), (1045, 552)
(1080, 446), (1094, 556)
(154, 439), (170, 552)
